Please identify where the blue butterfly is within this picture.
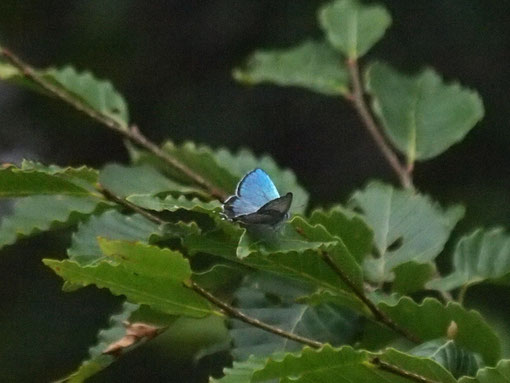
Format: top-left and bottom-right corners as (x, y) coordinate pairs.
(223, 168), (293, 227)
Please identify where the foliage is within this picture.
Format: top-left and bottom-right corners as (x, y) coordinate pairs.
(0, 0), (502, 382)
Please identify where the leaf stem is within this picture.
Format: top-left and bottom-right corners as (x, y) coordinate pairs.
(371, 357), (440, 383)
(346, 58), (413, 189)
(320, 251), (421, 343)
(97, 185), (166, 225)
(189, 280), (324, 349)
(0, 46), (228, 201)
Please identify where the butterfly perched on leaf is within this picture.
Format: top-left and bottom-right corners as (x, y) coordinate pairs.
(223, 168), (293, 228)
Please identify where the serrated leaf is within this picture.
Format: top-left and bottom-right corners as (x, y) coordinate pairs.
(308, 205), (373, 263)
(0, 62), (129, 127)
(126, 194), (221, 215)
(233, 40), (348, 96)
(68, 210), (163, 265)
(236, 216), (364, 295)
(427, 228), (510, 292)
(99, 164), (197, 198)
(371, 297), (500, 365)
(318, 0), (392, 58)
(57, 302), (139, 383)
(230, 272), (360, 360)
(366, 61), (484, 161)
(215, 345), (456, 383)
(350, 181), (464, 283)
(130, 142), (309, 214)
(0, 166), (93, 197)
(411, 339), (483, 379)
(392, 261), (436, 295)
(44, 240), (214, 317)
(0, 195), (108, 251)
(296, 289), (369, 315)
(21, 160), (99, 184)
(459, 359), (510, 383)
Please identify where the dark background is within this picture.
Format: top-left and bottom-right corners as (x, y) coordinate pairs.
(1, 1), (510, 381)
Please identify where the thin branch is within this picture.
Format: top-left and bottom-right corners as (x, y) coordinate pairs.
(0, 46), (228, 201)
(346, 58), (413, 189)
(97, 185), (166, 225)
(190, 280), (324, 349)
(371, 358), (440, 383)
(320, 251), (421, 343)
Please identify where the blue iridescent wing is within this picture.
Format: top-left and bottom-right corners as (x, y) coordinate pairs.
(223, 168), (280, 218)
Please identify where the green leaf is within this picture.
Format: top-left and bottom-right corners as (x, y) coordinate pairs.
(0, 166), (94, 197)
(459, 359), (510, 383)
(99, 164), (197, 198)
(44, 240), (214, 317)
(410, 339), (483, 379)
(68, 210), (163, 265)
(308, 205), (373, 263)
(126, 194), (222, 214)
(21, 160), (99, 184)
(427, 228), (510, 292)
(373, 297), (500, 365)
(318, 0), (392, 59)
(215, 345), (456, 383)
(392, 261), (436, 295)
(350, 181), (464, 283)
(230, 272), (360, 360)
(365, 61), (484, 161)
(130, 142), (309, 214)
(236, 216), (364, 295)
(233, 40), (348, 96)
(56, 302), (139, 383)
(0, 62), (129, 128)
(0, 195), (108, 251)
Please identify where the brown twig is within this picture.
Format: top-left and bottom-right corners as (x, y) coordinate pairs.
(320, 251), (420, 343)
(190, 280), (324, 349)
(0, 46), (228, 201)
(346, 58), (413, 189)
(97, 185), (166, 225)
(371, 357), (440, 383)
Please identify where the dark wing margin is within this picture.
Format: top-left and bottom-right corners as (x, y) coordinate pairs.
(235, 192), (293, 226)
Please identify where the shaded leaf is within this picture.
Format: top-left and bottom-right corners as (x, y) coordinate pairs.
(392, 261), (436, 295)
(308, 205), (373, 263)
(427, 228), (510, 292)
(0, 166), (93, 197)
(99, 164), (197, 198)
(21, 160), (99, 184)
(350, 181), (464, 282)
(44, 240), (214, 317)
(67, 210), (163, 265)
(233, 40), (348, 96)
(372, 297), (500, 365)
(0, 195), (108, 251)
(215, 345), (456, 383)
(318, 0), (392, 58)
(0, 62), (129, 127)
(459, 359), (510, 383)
(411, 339), (483, 379)
(366, 61), (484, 161)
(230, 272), (360, 360)
(126, 194), (221, 215)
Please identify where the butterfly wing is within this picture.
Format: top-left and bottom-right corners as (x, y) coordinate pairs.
(235, 192), (293, 226)
(223, 168), (280, 219)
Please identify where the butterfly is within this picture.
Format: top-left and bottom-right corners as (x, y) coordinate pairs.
(223, 168), (293, 227)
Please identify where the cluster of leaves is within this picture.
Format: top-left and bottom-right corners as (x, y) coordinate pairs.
(1, 0), (509, 382)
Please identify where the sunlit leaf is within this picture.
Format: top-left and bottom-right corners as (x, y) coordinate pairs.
(350, 181), (464, 283)
(233, 40), (348, 96)
(427, 228), (510, 292)
(318, 0), (392, 58)
(366, 61), (484, 161)
(126, 194), (221, 215)
(215, 345), (456, 383)
(44, 240), (214, 317)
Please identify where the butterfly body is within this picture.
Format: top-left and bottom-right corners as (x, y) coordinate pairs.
(223, 168), (292, 228)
